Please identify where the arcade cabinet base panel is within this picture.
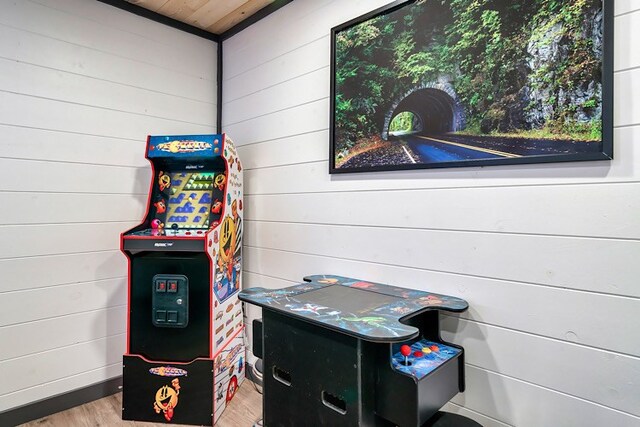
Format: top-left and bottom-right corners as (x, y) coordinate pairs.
(122, 356), (213, 426)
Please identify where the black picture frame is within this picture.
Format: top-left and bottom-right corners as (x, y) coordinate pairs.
(329, 0), (614, 174)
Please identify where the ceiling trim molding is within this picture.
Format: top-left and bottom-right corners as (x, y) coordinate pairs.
(96, 0), (221, 42)
(220, 0), (294, 41)
(96, 0), (294, 42)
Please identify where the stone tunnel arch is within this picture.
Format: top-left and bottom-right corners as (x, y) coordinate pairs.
(382, 81), (466, 140)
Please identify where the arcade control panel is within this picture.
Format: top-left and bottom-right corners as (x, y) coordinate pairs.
(393, 339), (461, 380)
(152, 274), (188, 328)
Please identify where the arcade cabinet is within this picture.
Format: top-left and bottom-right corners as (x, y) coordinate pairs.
(121, 134), (245, 426)
(240, 275), (477, 427)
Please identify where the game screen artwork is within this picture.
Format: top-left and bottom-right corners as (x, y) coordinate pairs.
(165, 172), (216, 229)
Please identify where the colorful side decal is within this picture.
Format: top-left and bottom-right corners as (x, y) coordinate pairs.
(213, 334), (245, 424)
(226, 376), (238, 403)
(213, 212), (242, 302)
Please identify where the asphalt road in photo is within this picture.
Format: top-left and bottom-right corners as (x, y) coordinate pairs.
(398, 133), (601, 163)
(339, 133), (601, 169)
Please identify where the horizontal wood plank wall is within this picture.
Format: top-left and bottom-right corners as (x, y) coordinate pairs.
(223, 0), (640, 426)
(0, 0), (217, 413)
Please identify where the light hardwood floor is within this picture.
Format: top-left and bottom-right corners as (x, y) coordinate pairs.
(20, 382), (263, 427)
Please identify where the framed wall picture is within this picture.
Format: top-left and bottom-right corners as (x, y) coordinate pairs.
(330, 0), (613, 174)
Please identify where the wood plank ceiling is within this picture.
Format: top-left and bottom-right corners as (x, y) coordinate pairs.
(124, 0), (277, 34)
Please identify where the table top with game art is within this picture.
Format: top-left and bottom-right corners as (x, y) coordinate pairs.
(239, 275), (468, 343)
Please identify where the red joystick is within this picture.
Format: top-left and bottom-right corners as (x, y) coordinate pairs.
(400, 345), (411, 365)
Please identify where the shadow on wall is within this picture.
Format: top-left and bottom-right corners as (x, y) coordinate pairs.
(98, 251), (128, 379)
(134, 166), (153, 200)
(441, 313), (509, 422)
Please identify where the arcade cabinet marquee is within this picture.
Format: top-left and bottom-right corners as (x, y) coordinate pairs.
(121, 134), (245, 426)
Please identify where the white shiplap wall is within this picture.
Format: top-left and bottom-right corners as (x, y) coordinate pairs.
(0, 0), (217, 413)
(223, 1), (640, 426)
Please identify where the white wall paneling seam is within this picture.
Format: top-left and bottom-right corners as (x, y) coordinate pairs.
(241, 229), (640, 296)
(242, 249), (640, 353)
(28, 0), (216, 51)
(455, 365), (640, 426)
(226, 0), (639, 424)
(442, 402), (513, 427)
(0, 93), (214, 141)
(0, 306), (126, 361)
(614, 1), (640, 17)
(0, 26), (216, 103)
(223, 35), (329, 82)
(243, 184), (640, 238)
(0, 251), (126, 293)
(0, 0), (218, 414)
(222, 64), (330, 109)
(0, 328), (126, 364)
(0, 193), (147, 225)
(0, 278), (127, 326)
(0, 363), (123, 412)
(0, 1), (216, 80)
(0, 89), (215, 129)
(0, 277), (127, 296)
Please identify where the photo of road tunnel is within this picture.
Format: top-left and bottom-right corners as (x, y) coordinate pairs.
(330, 0), (613, 173)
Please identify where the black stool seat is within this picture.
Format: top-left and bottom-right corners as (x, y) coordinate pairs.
(424, 411), (483, 427)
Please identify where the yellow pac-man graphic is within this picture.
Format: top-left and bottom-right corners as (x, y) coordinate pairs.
(214, 174), (226, 191)
(219, 216), (236, 263)
(158, 172), (171, 191)
(153, 380), (180, 422)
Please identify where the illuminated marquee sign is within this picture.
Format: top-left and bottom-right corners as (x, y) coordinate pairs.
(156, 140), (213, 154)
(147, 134), (223, 159)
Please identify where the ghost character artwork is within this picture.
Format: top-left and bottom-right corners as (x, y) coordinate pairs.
(121, 134), (245, 426)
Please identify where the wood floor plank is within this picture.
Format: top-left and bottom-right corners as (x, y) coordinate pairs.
(20, 382), (263, 427)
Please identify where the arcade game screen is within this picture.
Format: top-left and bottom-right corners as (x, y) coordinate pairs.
(296, 285), (401, 315)
(165, 171), (217, 229)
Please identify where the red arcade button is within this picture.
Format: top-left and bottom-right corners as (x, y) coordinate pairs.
(168, 281), (178, 292)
